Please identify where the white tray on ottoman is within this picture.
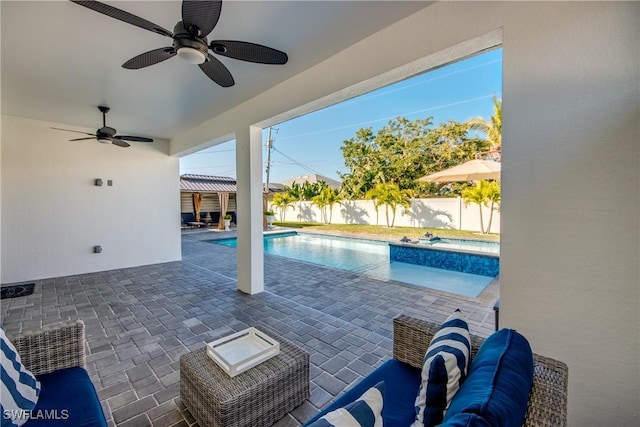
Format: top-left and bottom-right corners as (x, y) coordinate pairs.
(180, 329), (310, 427)
(206, 327), (280, 377)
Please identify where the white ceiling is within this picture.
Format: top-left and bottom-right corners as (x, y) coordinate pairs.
(1, 1), (429, 141)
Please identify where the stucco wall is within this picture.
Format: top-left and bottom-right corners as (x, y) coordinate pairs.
(499, 3), (640, 425)
(270, 197), (500, 233)
(170, 2), (640, 424)
(1, 115), (181, 283)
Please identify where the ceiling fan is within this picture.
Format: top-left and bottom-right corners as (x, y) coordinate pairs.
(51, 106), (153, 148)
(70, 0), (288, 87)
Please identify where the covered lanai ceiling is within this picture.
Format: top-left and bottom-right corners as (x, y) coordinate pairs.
(1, 1), (430, 141)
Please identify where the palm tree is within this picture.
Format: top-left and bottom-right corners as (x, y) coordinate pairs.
(311, 187), (343, 224)
(301, 180), (327, 200)
(461, 180), (500, 234)
(483, 180), (501, 234)
(462, 182), (486, 233)
(365, 183), (412, 227)
(286, 182), (305, 221)
(468, 97), (502, 158)
(271, 193), (296, 222)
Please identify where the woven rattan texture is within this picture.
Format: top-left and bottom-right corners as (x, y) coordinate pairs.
(180, 335), (309, 427)
(392, 315), (568, 427)
(8, 320), (86, 377)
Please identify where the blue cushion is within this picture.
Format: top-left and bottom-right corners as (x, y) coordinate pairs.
(307, 382), (384, 427)
(24, 367), (107, 427)
(443, 328), (534, 427)
(303, 359), (420, 427)
(439, 413), (492, 427)
(181, 212), (195, 223)
(1, 327), (41, 427)
(412, 309), (470, 427)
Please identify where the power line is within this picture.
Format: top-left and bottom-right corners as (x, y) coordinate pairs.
(272, 147), (322, 176)
(182, 91), (495, 177)
(182, 58), (501, 179)
(339, 58), (502, 108)
(276, 93), (497, 141)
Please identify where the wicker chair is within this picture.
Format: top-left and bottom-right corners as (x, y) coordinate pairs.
(393, 315), (569, 427)
(8, 320), (86, 376)
(6, 320), (107, 427)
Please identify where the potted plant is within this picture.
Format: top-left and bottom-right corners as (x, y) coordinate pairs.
(264, 210), (275, 228)
(223, 214), (232, 231)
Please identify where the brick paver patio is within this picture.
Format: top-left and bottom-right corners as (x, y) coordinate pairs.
(1, 229), (497, 427)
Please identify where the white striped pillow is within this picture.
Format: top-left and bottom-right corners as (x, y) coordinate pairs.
(308, 381), (385, 427)
(1, 327), (41, 427)
(411, 310), (470, 427)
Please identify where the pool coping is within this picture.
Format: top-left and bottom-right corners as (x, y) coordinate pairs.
(205, 227), (500, 304)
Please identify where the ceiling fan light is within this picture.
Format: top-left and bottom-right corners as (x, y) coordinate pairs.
(177, 47), (206, 64)
(97, 137), (111, 144)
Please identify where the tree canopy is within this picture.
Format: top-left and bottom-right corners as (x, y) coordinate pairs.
(338, 116), (490, 199)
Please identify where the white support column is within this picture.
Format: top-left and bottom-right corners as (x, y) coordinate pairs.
(235, 126), (264, 294)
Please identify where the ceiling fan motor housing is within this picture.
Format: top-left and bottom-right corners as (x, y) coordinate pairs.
(96, 131), (112, 144)
(173, 22), (209, 64)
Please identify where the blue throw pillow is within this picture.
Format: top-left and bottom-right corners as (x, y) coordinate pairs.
(412, 309), (470, 427)
(443, 328), (534, 427)
(307, 381), (385, 427)
(1, 327), (41, 427)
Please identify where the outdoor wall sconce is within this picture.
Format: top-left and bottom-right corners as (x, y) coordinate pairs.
(93, 246), (102, 254)
(95, 178), (103, 186)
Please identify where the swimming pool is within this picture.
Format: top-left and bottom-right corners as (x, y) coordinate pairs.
(211, 232), (498, 298)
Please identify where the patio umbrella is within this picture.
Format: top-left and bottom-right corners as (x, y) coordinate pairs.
(417, 159), (501, 182)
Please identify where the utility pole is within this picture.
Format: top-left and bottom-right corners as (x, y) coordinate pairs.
(264, 127), (276, 193)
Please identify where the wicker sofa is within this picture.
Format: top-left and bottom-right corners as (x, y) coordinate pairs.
(7, 320), (107, 426)
(305, 315), (568, 427)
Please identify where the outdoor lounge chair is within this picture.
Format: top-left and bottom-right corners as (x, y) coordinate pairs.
(304, 315), (568, 427)
(4, 320), (107, 426)
(181, 212), (196, 224)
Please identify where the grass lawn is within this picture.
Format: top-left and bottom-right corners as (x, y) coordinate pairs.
(272, 222), (500, 242)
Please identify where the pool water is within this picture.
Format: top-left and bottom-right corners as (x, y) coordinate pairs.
(212, 232), (496, 298)
(431, 238), (499, 255)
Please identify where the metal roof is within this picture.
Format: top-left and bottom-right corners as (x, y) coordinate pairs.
(180, 174), (285, 193)
(180, 175), (237, 193)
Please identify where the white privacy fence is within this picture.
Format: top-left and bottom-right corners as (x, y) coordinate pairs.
(269, 197), (500, 234)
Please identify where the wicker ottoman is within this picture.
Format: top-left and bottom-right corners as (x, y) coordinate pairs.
(180, 334), (310, 427)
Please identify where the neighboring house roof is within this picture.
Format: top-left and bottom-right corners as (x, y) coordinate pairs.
(180, 174), (284, 193)
(279, 173), (341, 189)
(267, 182), (285, 192)
(180, 174), (237, 193)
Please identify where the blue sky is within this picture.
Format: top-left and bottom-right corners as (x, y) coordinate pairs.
(179, 48), (502, 183)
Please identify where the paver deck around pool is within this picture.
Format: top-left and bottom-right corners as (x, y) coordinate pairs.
(0, 229), (498, 427)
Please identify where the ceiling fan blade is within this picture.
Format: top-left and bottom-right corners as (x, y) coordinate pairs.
(209, 40), (288, 64)
(122, 47), (176, 69)
(115, 135), (154, 143)
(51, 127), (96, 136)
(70, 1), (173, 38)
(199, 54), (234, 87)
(98, 126), (117, 135)
(112, 138), (131, 148)
(69, 137), (97, 141)
(182, 0), (222, 38)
